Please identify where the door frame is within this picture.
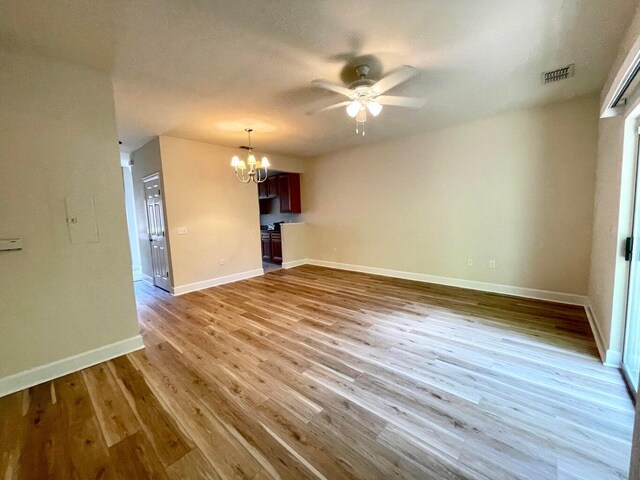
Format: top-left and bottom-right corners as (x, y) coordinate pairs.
(623, 124), (640, 399)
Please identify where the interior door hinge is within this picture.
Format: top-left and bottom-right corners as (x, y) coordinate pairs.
(626, 236), (634, 261)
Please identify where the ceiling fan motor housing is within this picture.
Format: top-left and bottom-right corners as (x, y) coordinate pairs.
(349, 64), (376, 90)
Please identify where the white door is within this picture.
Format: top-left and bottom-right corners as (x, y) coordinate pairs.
(143, 173), (171, 292)
(624, 129), (640, 395)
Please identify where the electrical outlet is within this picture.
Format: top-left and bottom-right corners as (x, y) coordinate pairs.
(176, 227), (187, 235)
(219, 258), (225, 265)
(489, 260), (496, 269)
(467, 258), (473, 266)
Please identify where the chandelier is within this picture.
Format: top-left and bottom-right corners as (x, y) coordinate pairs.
(231, 128), (270, 183)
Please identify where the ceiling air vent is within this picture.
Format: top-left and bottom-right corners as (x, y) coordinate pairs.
(541, 64), (575, 85)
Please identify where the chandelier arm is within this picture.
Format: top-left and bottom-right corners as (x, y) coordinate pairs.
(255, 167), (268, 183)
(235, 169), (252, 183)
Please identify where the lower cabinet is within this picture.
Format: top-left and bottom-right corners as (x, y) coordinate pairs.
(270, 233), (282, 264)
(261, 231), (282, 264)
(261, 232), (271, 261)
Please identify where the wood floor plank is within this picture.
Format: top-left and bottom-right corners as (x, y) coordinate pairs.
(109, 356), (193, 467)
(82, 363), (141, 447)
(165, 448), (222, 480)
(0, 391), (25, 480)
(0, 265), (634, 479)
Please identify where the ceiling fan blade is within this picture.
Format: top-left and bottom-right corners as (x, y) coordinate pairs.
(307, 100), (351, 115)
(371, 65), (419, 94)
(311, 79), (355, 97)
(375, 95), (426, 108)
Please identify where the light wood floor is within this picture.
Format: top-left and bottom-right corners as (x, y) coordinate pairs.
(0, 266), (635, 479)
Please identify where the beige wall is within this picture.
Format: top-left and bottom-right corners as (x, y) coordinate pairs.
(303, 95), (599, 296)
(131, 137), (165, 280)
(281, 223), (307, 266)
(590, 115), (625, 351)
(157, 136), (305, 290)
(0, 51), (140, 379)
(589, 5), (640, 362)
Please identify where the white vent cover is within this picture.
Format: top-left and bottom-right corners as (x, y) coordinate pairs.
(542, 64), (575, 84)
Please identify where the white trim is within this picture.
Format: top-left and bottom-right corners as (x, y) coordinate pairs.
(584, 304), (612, 366)
(305, 259), (588, 306)
(142, 273), (153, 284)
(605, 349), (623, 367)
(132, 265), (143, 282)
(0, 335), (144, 398)
(171, 268), (265, 296)
(601, 32), (640, 117)
(282, 259), (307, 269)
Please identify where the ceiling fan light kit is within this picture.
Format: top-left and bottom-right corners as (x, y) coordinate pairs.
(231, 128), (270, 184)
(311, 64), (425, 136)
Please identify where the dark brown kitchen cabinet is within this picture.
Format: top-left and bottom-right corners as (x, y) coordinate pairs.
(258, 181), (268, 199)
(258, 176), (279, 199)
(267, 176), (278, 198)
(270, 233), (282, 263)
(277, 173), (301, 213)
(261, 232), (271, 261)
(261, 231), (282, 264)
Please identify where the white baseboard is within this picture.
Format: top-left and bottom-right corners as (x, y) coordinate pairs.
(584, 304), (622, 367)
(305, 259), (588, 306)
(605, 349), (623, 367)
(141, 273), (153, 284)
(282, 259), (307, 269)
(171, 268), (265, 296)
(132, 265), (143, 282)
(0, 335), (144, 398)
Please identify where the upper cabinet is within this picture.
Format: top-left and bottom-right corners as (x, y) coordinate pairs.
(258, 176), (278, 199)
(278, 173), (301, 213)
(258, 173), (302, 213)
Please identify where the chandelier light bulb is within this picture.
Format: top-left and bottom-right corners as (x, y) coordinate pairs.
(231, 155), (240, 167)
(261, 156), (270, 168)
(346, 100), (360, 118)
(247, 153), (257, 166)
(237, 160), (247, 170)
(367, 101), (382, 117)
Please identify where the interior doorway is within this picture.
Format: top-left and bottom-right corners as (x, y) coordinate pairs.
(143, 173), (171, 292)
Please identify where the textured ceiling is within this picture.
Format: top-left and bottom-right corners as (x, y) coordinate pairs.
(0, 0), (637, 157)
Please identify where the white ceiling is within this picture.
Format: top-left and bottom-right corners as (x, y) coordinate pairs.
(0, 0), (637, 157)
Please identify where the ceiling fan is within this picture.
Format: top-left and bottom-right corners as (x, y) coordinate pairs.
(311, 64), (426, 135)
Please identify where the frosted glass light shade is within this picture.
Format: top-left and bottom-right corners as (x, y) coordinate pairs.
(367, 101), (382, 116)
(261, 156), (270, 168)
(346, 101), (360, 118)
(238, 160), (247, 170)
(355, 109), (367, 123)
(231, 155), (240, 167)
(247, 153), (257, 166)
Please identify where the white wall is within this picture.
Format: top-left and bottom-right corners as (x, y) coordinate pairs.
(0, 50), (140, 386)
(303, 95), (599, 298)
(121, 160), (142, 281)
